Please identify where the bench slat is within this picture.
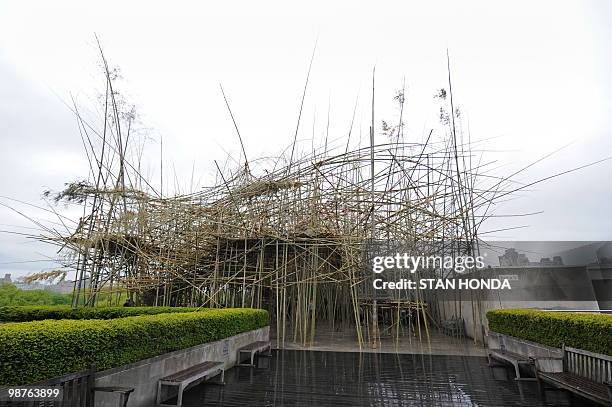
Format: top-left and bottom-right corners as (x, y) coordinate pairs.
(239, 341), (270, 351)
(94, 386), (134, 395)
(161, 361), (223, 383)
(489, 350), (531, 362)
(539, 372), (609, 400)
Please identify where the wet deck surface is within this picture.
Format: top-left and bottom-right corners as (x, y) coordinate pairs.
(180, 350), (590, 406)
(275, 329), (487, 357)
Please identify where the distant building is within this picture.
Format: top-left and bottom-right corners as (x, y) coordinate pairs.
(46, 280), (74, 294)
(13, 279), (73, 294)
(0, 273), (12, 285)
(595, 242), (612, 265)
(498, 249), (565, 267)
(539, 256), (563, 266)
(498, 248), (530, 267)
(14, 281), (46, 291)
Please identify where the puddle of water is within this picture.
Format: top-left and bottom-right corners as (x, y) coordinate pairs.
(181, 350), (588, 406)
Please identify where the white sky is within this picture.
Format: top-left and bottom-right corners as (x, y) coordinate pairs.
(0, 0), (611, 279)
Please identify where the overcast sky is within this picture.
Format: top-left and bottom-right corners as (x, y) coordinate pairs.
(0, 0), (611, 280)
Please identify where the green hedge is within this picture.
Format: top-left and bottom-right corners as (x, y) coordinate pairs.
(0, 308), (268, 385)
(487, 308), (612, 356)
(0, 305), (202, 322)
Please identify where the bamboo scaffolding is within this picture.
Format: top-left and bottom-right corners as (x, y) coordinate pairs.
(32, 50), (561, 348)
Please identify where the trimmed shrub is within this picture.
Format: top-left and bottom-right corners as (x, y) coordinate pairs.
(0, 305), (202, 322)
(486, 308), (612, 356)
(0, 308), (268, 385)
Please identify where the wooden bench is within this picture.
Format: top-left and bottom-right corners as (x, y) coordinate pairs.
(236, 341), (272, 367)
(487, 349), (536, 381)
(536, 345), (612, 406)
(27, 365), (134, 407)
(156, 361), (225, 407)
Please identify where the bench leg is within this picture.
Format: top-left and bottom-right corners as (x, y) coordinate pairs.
(513, 362), (521, 380)
(156, 381), (163, 406)
(486, 354), (505, 368)
(177, 383), (184, 407)
(536, 374), (547, 401)
(207, 369), (226, 386)
(119, 393), (131, 407)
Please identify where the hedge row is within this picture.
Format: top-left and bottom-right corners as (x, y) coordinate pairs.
(486, 308), (612, 356)
(0, 305), (202, 322)
(0, 308), (268, 385)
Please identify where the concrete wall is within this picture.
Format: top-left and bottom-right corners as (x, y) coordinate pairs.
(94, 326), (269, 407)
(437, 299), (600, 344)
(488, 332), (563, 373)
(487, 331), (562, 359)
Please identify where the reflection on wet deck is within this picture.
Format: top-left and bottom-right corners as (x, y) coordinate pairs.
(181, 350), (588, 406)
(276, 329), (487, 357)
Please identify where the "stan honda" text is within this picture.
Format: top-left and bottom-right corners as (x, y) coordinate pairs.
(373, 278), (511, 290)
